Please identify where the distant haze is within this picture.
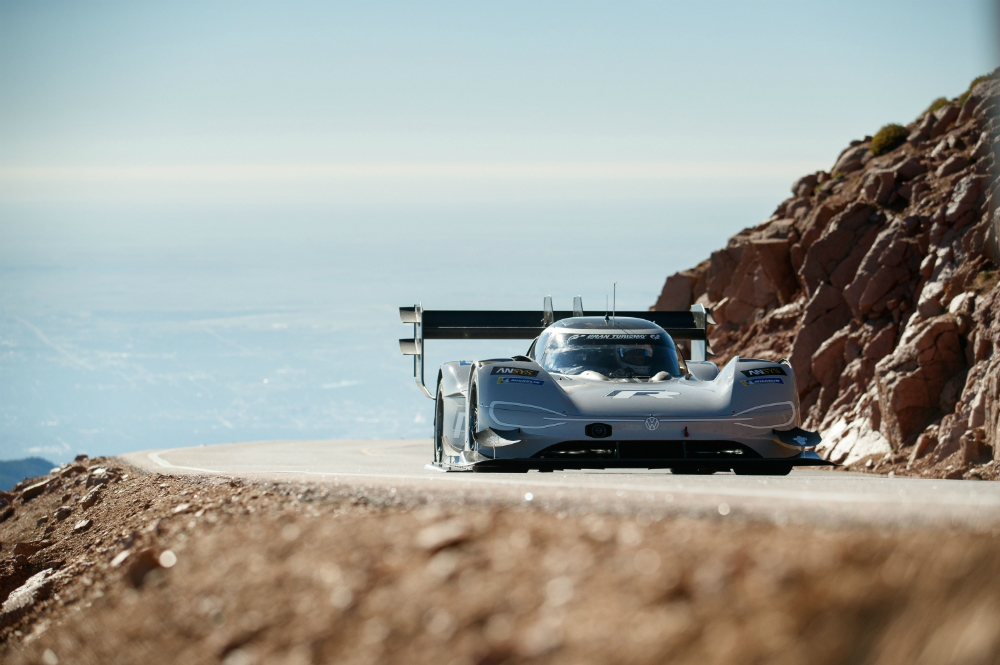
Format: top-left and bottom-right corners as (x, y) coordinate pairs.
(1, 1), (996, 461)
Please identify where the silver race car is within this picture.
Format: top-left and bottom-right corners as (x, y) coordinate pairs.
(399, 298), (830, 475)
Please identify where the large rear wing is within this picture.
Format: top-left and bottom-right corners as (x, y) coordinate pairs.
(399, 297), (715, 398)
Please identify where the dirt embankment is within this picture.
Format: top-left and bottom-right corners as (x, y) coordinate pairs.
(2, 460), (1000, 664)
(653, 71), (1000, 481)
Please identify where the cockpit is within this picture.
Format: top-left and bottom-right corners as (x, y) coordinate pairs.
(529, 317), (686, 380)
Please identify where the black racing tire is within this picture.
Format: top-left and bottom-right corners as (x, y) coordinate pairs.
(473, 464), (529, 474)
(433, 378), (444, 464)
(733, 463), (793, 476)
(467, 380), (479, 452)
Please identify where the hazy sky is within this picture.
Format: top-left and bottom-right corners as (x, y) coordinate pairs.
(1, 0), (997, 206)
(0, 1), (998, 461)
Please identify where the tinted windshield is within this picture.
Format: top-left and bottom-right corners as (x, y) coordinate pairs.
(537, 332), (681, 378)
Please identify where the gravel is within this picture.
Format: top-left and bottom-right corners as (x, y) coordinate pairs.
(2, 459), (999, 664)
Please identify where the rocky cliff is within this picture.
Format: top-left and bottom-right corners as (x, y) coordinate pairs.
(653, 71), (1000, 479)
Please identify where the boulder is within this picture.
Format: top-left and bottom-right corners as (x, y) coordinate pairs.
(86, 467), (115, 487)
(930, 140), (950, 159)
(790, 285), (852, 393)
(707, 244), (741, 302)
(13, 540), (53, 556)
(875, 315), (967, 447)
(958, 95), (982, 124)
(918, 280), (947, 317)
(909, 425), (939, 464)
(962, 428), (990, 465)
(80, 487), (101, 509)
(893, 158), (926, 181)
(857, 264), (912, 315)
(973, 97), (998, 119)
(860, 169), (896, 205)
(792, 173), (819, 197)
(811, 329), (849, 389)
(21, 478), (56, 501)
(908, 113), (936, 143)
(929, 104), (960, 139)
(970, 134), (992, 160)
(795, 202), (843, 251)
(832, 145), (869, 174)
(936, 155), (969, 179)
(843, 222), (904, 316)
(720, 296), (757, 327)
(653, 271), (693, 312)
(945, 175), (986, 223)
(862, 324), (897, 362)
(59, 464), (86, 478)
(0, 569), (55, 619)
(800, 203), (878, 296)
(750, 238), (796, 304)
(786, 198), (812, 221)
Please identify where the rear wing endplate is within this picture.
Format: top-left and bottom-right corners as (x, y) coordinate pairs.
(400, 298), (714, 399)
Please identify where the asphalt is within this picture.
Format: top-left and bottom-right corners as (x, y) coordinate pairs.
(120, 439), (1000, 530)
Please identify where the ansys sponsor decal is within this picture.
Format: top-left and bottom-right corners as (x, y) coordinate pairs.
(606, 390), (680, 399)
(497, 377), (545, 386)
(741, 378), (784, 386)
(490, 366), (540, 377)
(740, 367), (787, 378)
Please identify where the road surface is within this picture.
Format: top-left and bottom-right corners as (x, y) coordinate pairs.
(121, 439), (1000, 530)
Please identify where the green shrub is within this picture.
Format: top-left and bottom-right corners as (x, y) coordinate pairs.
(870, 124), (908, 156)
(923, 97), (949, 116)
(957, 71), (998, 106)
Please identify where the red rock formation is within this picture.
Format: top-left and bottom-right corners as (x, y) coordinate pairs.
(652, 71), (1000, 479)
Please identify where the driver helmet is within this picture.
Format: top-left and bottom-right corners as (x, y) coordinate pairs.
(617, 345), (653, 373)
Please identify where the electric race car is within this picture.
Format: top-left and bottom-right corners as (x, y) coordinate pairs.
(399, 298), (830, 475)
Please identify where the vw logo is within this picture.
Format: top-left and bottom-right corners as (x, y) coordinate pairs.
(644, 417), (659, 431)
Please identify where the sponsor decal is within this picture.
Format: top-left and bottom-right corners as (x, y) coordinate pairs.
(567, 334), (660, 341)
(740, 366), (787, 378)
(740, 378), (784, 386)
(490, 366), (540, 377)
(497, 377), (545, 386)
(793, 435), (809, 446)
(459, 361), (474, 366)
(644, 417), (659, 431)
(606, 390), (680, 399)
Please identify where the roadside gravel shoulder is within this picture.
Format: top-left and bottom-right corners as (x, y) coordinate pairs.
(2, 458), (1000, 664)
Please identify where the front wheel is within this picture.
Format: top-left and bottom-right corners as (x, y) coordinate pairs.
(433, 379), (444, 464)
(467, 381), (479, 452)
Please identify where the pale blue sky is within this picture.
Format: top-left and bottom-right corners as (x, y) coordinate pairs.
(0, 1), (998, 461)
(1, 0), (996, 206)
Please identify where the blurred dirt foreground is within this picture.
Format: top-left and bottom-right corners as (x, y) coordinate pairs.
(2, 459), (1000, 665)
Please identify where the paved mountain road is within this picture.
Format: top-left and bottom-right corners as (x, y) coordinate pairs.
(121, 439), (1000, 530)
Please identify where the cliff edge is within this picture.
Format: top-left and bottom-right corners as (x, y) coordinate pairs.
(653, 71), (1000, 479)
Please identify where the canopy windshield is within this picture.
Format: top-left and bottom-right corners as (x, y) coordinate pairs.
(536, 332), (681, 378)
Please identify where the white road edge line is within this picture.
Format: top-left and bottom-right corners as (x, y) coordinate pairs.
(147, 451), (222, 475)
